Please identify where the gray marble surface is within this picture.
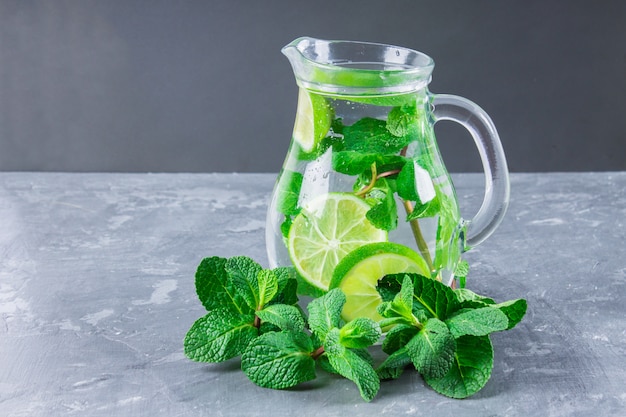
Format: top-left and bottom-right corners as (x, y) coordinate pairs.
(0, 172), (625, 416)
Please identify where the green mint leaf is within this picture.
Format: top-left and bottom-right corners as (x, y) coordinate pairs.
(339, 317), (381, 349)
(445, 307), (509, 338)
(493, 298), (527, 330)
(195, 257), (251, 315)
(365, 184), (398, 231)
(275, 170), (303, 216)
(423, 335), (494, 399)
(256, 304), (306, 332)
(257, 269), (279, 308)
(377, 347), (412, 380)
(406, 197), (441, 221)
(270, 266), (299, 306)
(184, 308), (257, 363)
(318, 347), (375, 376)
(396, 160), (419, 202)
(406, 318), (455, 378)
(241, 330), (316, 390)
(332, 151), (405, 176)
(343, 117), (409, 154)
(378, 316), (414, 329)
(307, 288), (345, 341)
(454, 260), (470, 280)
(434, 193), (463, 274)
(376, 274), (402, 302)
(381, 323), (419, 354)
(397, 159), (438, 203)
(411, 273), (460, 320)
(325, 328), (380, 402)
(280, 216), (293, 239)
(454, 288), (495, 305)
(386, 105), (418, 138)
(225, 256), (263, 311)
(397, 160), (442, 220)
(394, 274), (415, 318)
(454, 289), (527, 330)
(377, 275), (415, 323)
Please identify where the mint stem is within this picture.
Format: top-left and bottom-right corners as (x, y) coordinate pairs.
(403, 199), (434, 273)
(355, 163), (378, 197)
(398, 146), (435, 274)
(311, 346), (325, 360)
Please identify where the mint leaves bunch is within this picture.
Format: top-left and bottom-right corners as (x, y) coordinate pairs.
(375, 273), (527, 398)
(184, 255), (527, 402)
(184, 256), (383, 401)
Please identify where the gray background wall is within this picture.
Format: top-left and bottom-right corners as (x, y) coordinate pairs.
(1, 0), (624, 173)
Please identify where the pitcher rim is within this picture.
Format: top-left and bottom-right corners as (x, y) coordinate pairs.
(283, 36), (435, 95)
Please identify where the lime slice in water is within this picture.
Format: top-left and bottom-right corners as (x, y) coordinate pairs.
(329, 242), (430, 323)
(292, 89), (332, 153)
(287, 193), (387, 292)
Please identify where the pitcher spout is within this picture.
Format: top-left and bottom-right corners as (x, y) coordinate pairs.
(281, 36), (314, 63)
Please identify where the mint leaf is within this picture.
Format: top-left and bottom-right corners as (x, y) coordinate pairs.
(332, 151), (405, 176)
(406, 196), (441, 221)
(411, 273), (460, 320)
(184, 308), (257, 363)
(241, 330), (316, 389)
(381, 323), (419, 354)
(276, 170), (303, 216)
(257, 269), (278, 308)
(454, 289), (527, 330)
(270, 267), (299, 306)
(396, 160), (419, 202)
(386, 105), (418, 138)
(225, 256), (262, 310)
(280, 215), (293, 239)
(397, 159), (441, 219)
(406, 318), (455, 378)
(454, 260), (470, 280)
(365, 184), (398, 231)
(343, 117), (409, 154)
(256, 304), (306, 332)
(377, 275), (417, 327)
(377, 347), (412, 380)
(445, 307), (509, 338)
(195, 257), (251, 315)
(325, 328), (380, 402)
(339, 318), (381, 349)
(424, 335), (494, 399)
(307, 288), (345, 341)
(493, 298), (527, 330)
(454, 288), (495, 305)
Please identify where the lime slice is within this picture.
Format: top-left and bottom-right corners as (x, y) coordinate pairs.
(329, 242), (430, 323)
(292, 89), (332, 153)
(287, 193), (387, 292)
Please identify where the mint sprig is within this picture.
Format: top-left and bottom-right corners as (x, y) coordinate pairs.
(184, 256), (526, 401)
(184, 256), (299, 363)
(184, 256), (382, 402)
(375, 273), (527, 398)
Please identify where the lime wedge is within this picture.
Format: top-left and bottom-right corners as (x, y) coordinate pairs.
(329, 242), (430, 323)
(292, 89), (332, 153)
(287, 193), (387, 292)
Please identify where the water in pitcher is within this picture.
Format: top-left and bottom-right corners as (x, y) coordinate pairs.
(266, 88), (463, 291)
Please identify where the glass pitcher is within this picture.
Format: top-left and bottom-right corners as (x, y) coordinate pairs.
(266, 37), (509, 319)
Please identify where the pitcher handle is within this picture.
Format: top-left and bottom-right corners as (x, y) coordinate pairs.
(431, 94), (510, 251)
